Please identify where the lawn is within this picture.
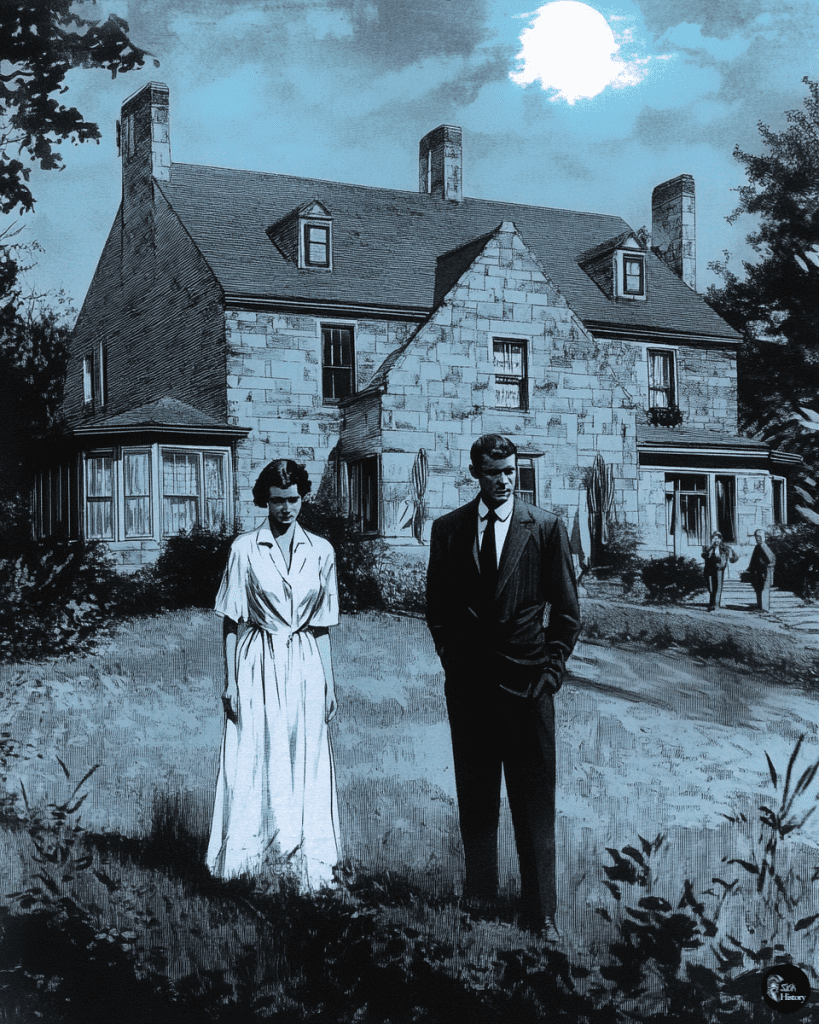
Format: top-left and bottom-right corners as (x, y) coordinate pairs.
(2, 608), (819, 1020)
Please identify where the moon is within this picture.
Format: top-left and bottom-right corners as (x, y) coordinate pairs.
(510, 1), (641, 104)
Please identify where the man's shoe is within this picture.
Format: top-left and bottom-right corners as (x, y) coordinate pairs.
(541, 918), (561, 943)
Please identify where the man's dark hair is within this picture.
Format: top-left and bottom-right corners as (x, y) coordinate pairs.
(253, 460), (312, 506)
(470, 434), (517, 470)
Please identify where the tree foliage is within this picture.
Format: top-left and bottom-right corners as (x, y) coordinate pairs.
(1, 0), (156, 214)
(705, 76), (819, 503)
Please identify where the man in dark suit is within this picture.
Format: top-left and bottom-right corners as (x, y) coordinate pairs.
(426, 434), (581, 940)
(749, 528), (776, 612)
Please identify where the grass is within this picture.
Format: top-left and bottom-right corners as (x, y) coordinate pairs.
(3, 609), (819, 1019)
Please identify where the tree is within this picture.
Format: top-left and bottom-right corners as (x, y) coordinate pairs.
(705, 77), (819, 513)
(1, 0), (156, 214)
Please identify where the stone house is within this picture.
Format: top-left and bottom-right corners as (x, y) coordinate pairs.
(37, 81), (798, 569)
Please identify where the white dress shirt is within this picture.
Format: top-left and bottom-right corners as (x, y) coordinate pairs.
(477, 496), (514, 569)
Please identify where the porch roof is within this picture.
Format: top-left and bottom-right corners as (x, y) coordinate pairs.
(69, 398), (250, 439)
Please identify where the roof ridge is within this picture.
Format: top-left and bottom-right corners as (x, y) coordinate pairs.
(169, 162), (627, 222)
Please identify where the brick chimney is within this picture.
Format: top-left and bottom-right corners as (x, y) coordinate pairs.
(419, 125), (463, 202)
(120, 82), (171, 229)
(651, 174), (695, 290)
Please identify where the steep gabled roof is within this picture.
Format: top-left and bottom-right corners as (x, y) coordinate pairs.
(157, 163), (739, 342)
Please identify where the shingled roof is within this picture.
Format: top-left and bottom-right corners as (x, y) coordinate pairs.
(157, 163), (740, 343)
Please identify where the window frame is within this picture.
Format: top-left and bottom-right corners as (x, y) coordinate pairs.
(493, 338), (529, 412)
(715, 474), (737, 543)
(515, 456), (537, 505)
(321, 323), (356, 405)
(84, 451), (116, 540)
(122, 447), (153, 539)
(772, 477), (786, 525)
(615, 249), (647, 300)
(301, 220), (332, 269)
(348, 456), (379, 535)
(82, 354), (94, 409)
(647, 347), (678, 411)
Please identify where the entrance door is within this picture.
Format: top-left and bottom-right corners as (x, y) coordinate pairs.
(665, 474), (708, 556)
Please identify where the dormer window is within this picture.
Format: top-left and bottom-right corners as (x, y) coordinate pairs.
(615, 247), (646, 300)
(622, 253), (645, 296)
(304, 222), (330, 268)
(267, 200), (333, 271)
(578, 230), (648, 301)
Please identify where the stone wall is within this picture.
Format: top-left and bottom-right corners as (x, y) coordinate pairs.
(632, 343), (738, 433)
(370, 222), (640, 543)
(225, 311), (415, 528)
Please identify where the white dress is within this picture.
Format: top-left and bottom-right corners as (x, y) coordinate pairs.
(206, 522), (341, 889)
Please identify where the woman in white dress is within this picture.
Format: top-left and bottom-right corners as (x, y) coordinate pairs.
(206, 459), (341, 889)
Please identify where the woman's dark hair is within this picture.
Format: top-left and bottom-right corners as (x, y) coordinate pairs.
(253, 460), (312, 507)
(469, 433), (518, 470)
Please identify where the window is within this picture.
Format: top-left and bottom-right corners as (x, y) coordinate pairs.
(322, 325), (355, 403)
(124, 450), (152, 537)
(715, 475), (736, 542)
(303, 223), (330, 268)
(86, 454), (114, 539)
(97, 343), (108, 407)
(204, 453), (227, 529)
(622, 253), (645, 296)
(773, 478), (786, 524)
(494, 340), (528, 410)
(83, 355), (94, 408)
(349, 456), (379, 534)
(515, 457), (536, 504)
(665, 474), (708, 551)
(161, 449), (229, 536)
(648, 349), (676, 410)
(162, 451), (200, 535)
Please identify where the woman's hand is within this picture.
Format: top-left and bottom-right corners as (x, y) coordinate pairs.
(325, 682), (338, 724)
(222, 681), (238, 724)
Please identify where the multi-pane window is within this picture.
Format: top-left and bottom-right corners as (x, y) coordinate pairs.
(86, 455), (114, 539)
(623, 253), (645, 296)
(493, 340), (528, 410)
(648, 350), (676, 409)
(349, 456), (378, 534)
(303, 223), (330, 267)
(83, 355), (94, 407)
(79, 447), (231, 543)
(124, 450), (152, 537)
(162, 452), (200, 535)
(665, 474), (708, 550)
(515, 457), (536, 504)
(715, 475), (736, 542)
(322, 325), (355, 403)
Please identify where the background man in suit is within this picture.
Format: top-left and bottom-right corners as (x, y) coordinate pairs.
(426, 434), (581, 940)
(749, 528), (776, 612)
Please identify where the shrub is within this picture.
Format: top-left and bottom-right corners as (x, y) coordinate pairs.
(0, 537), (119, 661)
(149, 523), (236, 610)
(588, 520), (646, 594)
(376, 555), (427, 614)
(640, 555), (704, 605)
(768, 523), (819, 601)
(298, 497), (386, 612)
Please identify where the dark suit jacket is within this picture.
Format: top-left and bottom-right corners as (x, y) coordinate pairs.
(749, 542), (776, 581)
(426, 497), (582, 695)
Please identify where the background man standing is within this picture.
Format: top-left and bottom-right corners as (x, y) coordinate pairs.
(425, 434), (581, 940)
(749, 528), (776, 613)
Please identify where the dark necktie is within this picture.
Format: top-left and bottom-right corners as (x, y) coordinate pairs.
(480, 508), (498, 601)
